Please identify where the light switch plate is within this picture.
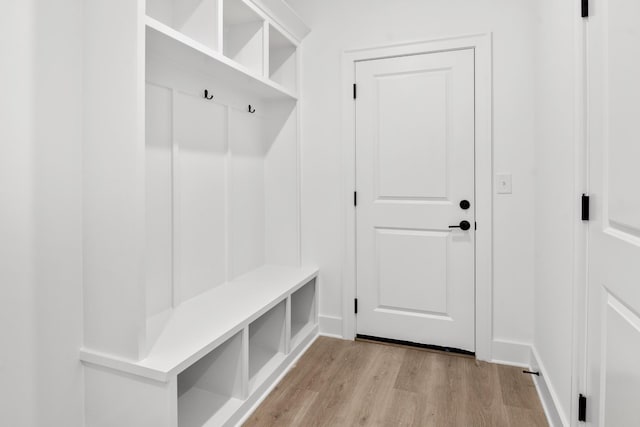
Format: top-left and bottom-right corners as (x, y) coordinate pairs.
(496, 173), (512, 194)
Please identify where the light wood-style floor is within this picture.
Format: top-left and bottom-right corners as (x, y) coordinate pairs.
(244, 337), (548, 427)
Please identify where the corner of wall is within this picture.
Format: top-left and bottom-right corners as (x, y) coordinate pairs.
(490, 341), (567, 426)
(491, 339), (533, 368)
(530, 346), (570, 427)
(318, 315), (343, 338)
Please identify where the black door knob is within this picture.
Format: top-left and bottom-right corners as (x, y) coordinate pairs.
(460, 200), (470, 210)
(449, 220), (471, 231)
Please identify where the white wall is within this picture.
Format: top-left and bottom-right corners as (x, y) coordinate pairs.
(0, 0), (578, 424)
(0, 2), (37, 425)
(0, 1), (84, 426)
(532, 0), (579, 424)
(289, 0), (536, 352)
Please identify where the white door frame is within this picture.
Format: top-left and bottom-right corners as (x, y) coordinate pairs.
(341, 33), (493, 361)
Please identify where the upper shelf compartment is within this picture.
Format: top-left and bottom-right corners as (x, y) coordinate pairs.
(268, 24), (297, 94)
(146, 16), (297, 100)
(146, 0), (223, 51)
(223, 0), (265, 76)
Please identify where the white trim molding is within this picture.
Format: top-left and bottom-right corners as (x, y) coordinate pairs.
(570, 0), (589, 424)
(530, 346), (570, 427)
(250, 0), (310, 43)
(490, 341), (567, 427)
(340, 33), (494, 361)
(319, 315), (343, 338)
(491, 339), (532, 368)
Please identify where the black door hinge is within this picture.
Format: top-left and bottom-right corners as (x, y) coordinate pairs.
(354, 191), (357, 207)
(578, 394), (587, 422)
(353, 83), (357, 99)
(582, 194), (590, 221)
(354, 298), (358, 314)
(581, 0), (589, 18)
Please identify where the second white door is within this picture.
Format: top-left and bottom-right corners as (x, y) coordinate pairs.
(355, 49), (475, 352)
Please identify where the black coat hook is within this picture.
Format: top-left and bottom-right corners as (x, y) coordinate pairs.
(248, 105), (256, 114)
(203, 89), (214, 100)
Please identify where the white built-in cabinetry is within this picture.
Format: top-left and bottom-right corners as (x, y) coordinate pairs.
(81, 1), (315, 425)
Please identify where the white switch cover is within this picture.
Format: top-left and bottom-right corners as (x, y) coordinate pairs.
(497, 173), (512, 194)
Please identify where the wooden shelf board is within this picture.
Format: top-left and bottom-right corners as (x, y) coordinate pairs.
(81, 265), (318, 381)
(146, 16), (297, 101)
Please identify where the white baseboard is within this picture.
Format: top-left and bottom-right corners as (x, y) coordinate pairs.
(530, 346), (569, 427)
(319, 315), (343, 338)
(491, 339), (532, 368)
(491, 340), (566, 427)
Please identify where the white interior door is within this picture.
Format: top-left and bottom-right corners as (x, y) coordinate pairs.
(355, 49), (475, 352)
(586, 0), (640, 424)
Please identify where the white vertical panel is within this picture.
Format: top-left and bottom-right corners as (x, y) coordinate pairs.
(83, 0), (145, 360)
(587, 0), (640, 424)
(265, 101), (299, 266)
(174, 92), (227, 304)
(84, 365), (174, 427)
(229, 108), (265, 279)
(145, 83), (174, 319)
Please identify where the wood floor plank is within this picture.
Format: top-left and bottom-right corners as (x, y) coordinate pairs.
(498, 365), (542, 410)
(382, 389), (424, 427)
(243, 388), (318, 427)
(459, 360), (510, 426)
(505, 405), (549, 427)
(300, 339), (373, 426)
(394, 348), (431, 393)
(281, 336), (348, 393)
(339, 343), (404, 426)
(243, 337), (548, 427)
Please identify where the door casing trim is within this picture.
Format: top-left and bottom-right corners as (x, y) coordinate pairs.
(341, 33), (493, 361)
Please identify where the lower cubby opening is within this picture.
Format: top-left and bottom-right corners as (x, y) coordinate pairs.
(291, 279), (316, 347)
(177, 331), (243, 427)
(249, 300), (286, 393)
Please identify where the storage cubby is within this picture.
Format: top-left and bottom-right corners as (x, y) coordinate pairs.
(142, 39), (301, 352)
(146, 0), (222, 51)
(291, 279), (316, 347)
(223, 0), (265, 74)
(268, 24), (297, 93)
(177, 332), (243, 427)
(249, 301), (286, 392)
(83, 2), (313, 425)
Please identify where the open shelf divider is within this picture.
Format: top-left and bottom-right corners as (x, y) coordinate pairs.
(146, 16), (297, 101)
(290, 279), (317, 348)
(248, 300), (286, 393)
